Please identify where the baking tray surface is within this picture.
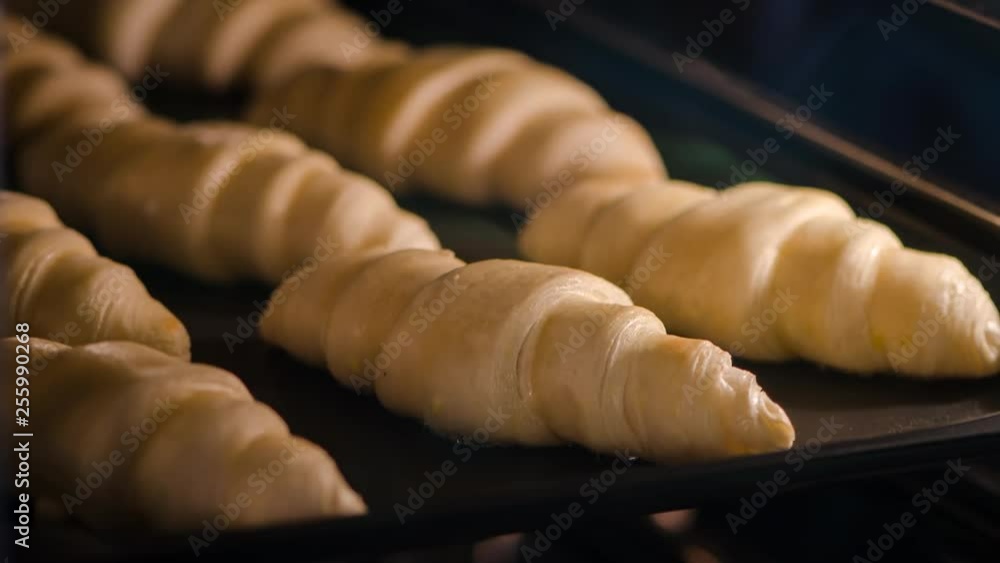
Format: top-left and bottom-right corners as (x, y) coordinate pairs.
(30, 192), (998, 562)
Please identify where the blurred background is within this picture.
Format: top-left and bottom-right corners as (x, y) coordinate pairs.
(343, 0), (1000, 201)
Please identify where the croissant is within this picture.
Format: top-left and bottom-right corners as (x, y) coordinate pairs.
(520, 180), (1000, 377)
(247, 47), (667, 206)
(7, 6), (663, 206)
(7, 11), (797, 460)
(2, 15), (141, 146)
(6, 0), (408, 89)
(33, 5), (993, 378)
(6, 25), (440, 284)
(260, 248), (795, 462)
(1, 191), (190, 358)
(1, 337), (365, 530)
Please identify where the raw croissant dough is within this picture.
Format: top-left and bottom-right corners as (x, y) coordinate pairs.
(5, 0), (408, 89)
(17, 7), (995, 377)
(1, 191), (190, 358)
(7, 4), (663, 205)
(4, 21), (439, 283)
(6, 7), (797, 462)
(261, 248), (796, 462)
(245, 42), (997, 377)
(2, 16), (140, 146)
(520, 181), (1000, 377)
(247, 47), (667, 206)
(0, 338), (365, 530)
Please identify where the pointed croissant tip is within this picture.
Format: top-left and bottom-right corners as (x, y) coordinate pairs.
(986, 320), (1000, 375)
(757, 389), (796, 450)
(335, 489), (368, 516)
(718, 365), (795, 455)
(318, 474), (367, 517)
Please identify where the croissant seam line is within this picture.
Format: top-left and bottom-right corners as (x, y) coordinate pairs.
(605, 313), (645, 452)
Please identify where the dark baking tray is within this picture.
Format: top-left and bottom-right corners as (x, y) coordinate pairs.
(13, 3), (1000, 561)
(31, 192), (1000, 563)
(22, 168), (1000, 563)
